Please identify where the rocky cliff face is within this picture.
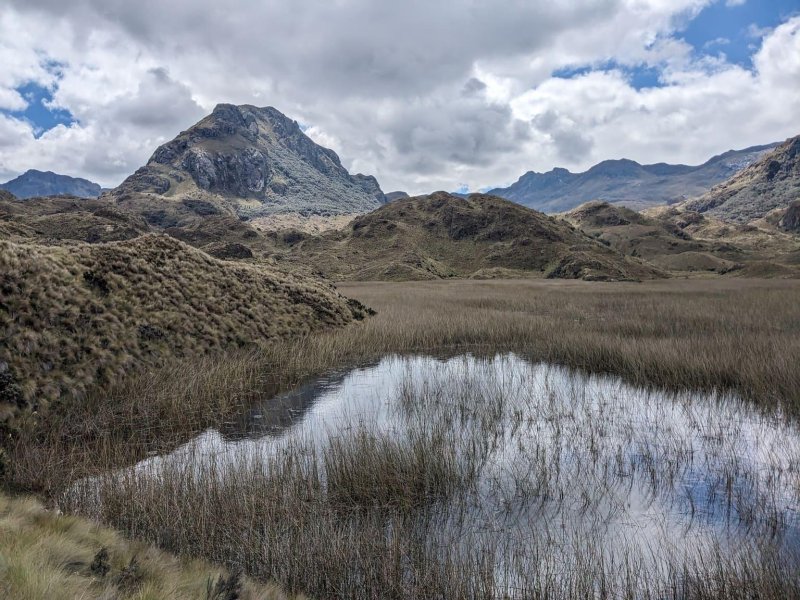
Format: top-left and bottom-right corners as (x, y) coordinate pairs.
(111, 104), (385, 219)
(684, 136), (800, 223)
(0, 170), (102, 199)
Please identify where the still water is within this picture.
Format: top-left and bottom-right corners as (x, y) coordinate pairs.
(88, 354), (800, 594)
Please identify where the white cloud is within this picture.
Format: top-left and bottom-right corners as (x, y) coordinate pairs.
(0, 1), (797, 195)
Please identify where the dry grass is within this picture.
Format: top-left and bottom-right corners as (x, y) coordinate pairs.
(8, 277), (800, 491)
(0, 491), (302, 599)
(0, 234), (368, 431)
(276, 193), (664, 281)
(5, 277), (800, 599)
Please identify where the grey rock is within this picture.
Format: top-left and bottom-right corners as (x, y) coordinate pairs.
(111, 104), (384, 217)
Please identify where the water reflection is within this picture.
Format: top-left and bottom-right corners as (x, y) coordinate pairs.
(111, 354), (800, 592)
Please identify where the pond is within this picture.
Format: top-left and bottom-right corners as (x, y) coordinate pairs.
(70, 354), (800, 597)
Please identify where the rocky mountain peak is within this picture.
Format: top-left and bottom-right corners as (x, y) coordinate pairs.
(112, 103), (385, 219)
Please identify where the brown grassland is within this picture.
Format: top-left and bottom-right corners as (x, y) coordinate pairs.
(10, 277), (800, 492)
(0, 491), (304, 600)
(4, 277), (800, 599)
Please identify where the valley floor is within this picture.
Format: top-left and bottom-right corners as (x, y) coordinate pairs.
(3, 277), (800, 599)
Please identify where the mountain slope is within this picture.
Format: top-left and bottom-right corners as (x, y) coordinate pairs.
(278, 192), (663, 281)
(110, 104), (385, 224)
(564, 201), (749, 274)
(0, 235), (370, 429)
(0, 193), (149, 243)
(489, 144), (777, 213)
(683, 136), (800, 223)
(0, 170), (102, 199)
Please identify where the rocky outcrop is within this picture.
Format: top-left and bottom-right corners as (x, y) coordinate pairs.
(684, 136), (800, 223)
(779, 201), (800, 232)
(111, 104), (386, 218)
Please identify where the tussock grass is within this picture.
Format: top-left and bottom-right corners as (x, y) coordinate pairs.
(5, 277), (800, 598)
(0, 234), (368, 431)
(0, 491), (302, 599)
(8, 277), (800, 494)
(324, 427), (463, 509)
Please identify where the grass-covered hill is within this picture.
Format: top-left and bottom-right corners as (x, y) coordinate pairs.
(684, 135), (800, 223)
(276, 192), (664, 281)
(566, 201), (800, 277)
(0, 193), (148, 244)
(0, 492), (301, 599)
(0, 234), (369, 430)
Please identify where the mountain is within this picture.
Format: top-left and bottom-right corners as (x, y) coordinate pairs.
(0, 169), (102, 199)
(276, 192), (663, 281)
(110, 104), (385, 227)
(384, 191), (410, 202)
(0, 234), (371, 428)
(488, 143), (778, 213)
(565, 201), (800, 277)
(682, 136), (800, 223)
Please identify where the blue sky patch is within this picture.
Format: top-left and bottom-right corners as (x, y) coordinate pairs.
(553, 62), (662, 90)
(551, 0), (799, 88)
(680, 0), (800, 68)
(2, 81), (76, 138)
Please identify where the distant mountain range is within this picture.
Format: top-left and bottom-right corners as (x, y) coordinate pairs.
(488, 143), (779, 213)
(683, 135), (800, 224)
(110, 103), (386, 227)
(0, 169), (102, 199)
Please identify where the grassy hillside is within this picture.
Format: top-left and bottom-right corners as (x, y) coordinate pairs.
(644, 205), (800, 277)
(0, 492), (301, 599)
(684, 135), (800, 222)
(0, 193), (149, 244)
(0, 234), (368, 431)
(564, 201), (800, 277)
(0, 192), (281, 263)
(277, 192), (663, 281)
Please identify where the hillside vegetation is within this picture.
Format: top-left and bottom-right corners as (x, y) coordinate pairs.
(0, 193), (148, 244)
(684, 135), (800, 222)
(277, 192), (663, 281)
(566, 201), (800, 276)
(0, 234), (368, 431)
(0, 492), (300, 599)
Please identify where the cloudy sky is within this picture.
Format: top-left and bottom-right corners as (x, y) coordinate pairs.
(0, 0), (798, 194)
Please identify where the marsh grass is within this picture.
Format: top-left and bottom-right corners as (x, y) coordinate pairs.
(0, 491), (301, 599)
(324, 427), (463, 510)
(57, 354), (800, 599)
(6, 278), (800, 598)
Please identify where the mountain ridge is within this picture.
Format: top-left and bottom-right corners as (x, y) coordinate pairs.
(489, 143), (779, 213)
(682, 135), (800, 223)
(0, 169), (102, 199)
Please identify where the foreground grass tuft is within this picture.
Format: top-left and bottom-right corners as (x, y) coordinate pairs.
(0, 491), (302, 599)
